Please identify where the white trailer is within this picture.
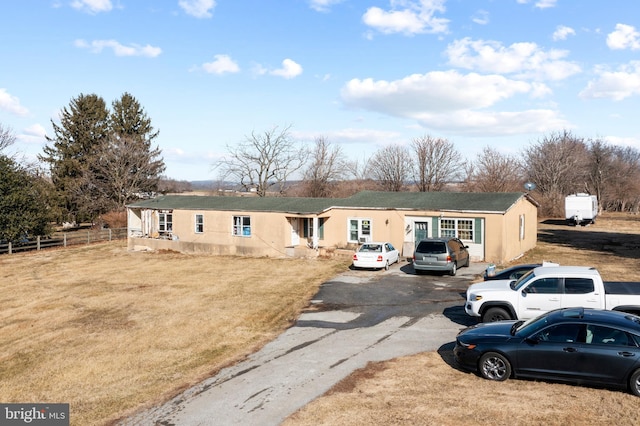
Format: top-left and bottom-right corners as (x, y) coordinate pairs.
(565, 193), (598, 226)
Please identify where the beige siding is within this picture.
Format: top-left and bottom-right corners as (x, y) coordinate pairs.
(127, 196), (538, 264)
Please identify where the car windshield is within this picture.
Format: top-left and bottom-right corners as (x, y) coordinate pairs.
(512, 270), (536, 290)
(360, 244), (382, 252)
(513, 312), (551, 336)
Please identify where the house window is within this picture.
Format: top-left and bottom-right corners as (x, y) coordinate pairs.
(348, 218), (372, 243)
(440, 218), (473, 241)
(233, 216), (251, 236)
(195, 214), (204, 233)
(303, 218), (325, 239)
(159, 211), (173, 235)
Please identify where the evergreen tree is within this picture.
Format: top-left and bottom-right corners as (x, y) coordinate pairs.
(40, 93), (110, 222)
(0, 155), (54, 242)
(104, 92), (165, 209)
(40, 92), (165, 220)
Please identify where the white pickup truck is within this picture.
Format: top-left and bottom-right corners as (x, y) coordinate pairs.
(465, 265), (640, 322)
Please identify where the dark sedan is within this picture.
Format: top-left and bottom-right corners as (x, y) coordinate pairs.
(454, 307), (640, 396)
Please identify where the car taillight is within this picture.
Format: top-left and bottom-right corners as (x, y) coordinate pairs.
(377, 255), (383, 261)
(446, 255), (452, 263)
(353, 254), (358, 260)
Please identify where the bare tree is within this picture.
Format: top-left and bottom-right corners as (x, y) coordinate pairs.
(215, 125), (308, 197)
(91, 134), (166, 210)
(605, 145), (640, 212)
(368, 145), (412, 192)
(466, 146), (523, 192)
(411, 135), (462, 191)
(523, 130), (589, 216)
(0, 123), (16, 152)
(301, 136), (347, 197)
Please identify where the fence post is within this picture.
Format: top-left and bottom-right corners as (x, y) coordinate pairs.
(109, 228), (112, 241)
(87, 231), (90, 244)
(37, 236), (41, 251)
(8, 242), (12, 255)
(64, 233), (67, 247)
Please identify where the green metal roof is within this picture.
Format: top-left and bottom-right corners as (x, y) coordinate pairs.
(128, 191), (528, 214)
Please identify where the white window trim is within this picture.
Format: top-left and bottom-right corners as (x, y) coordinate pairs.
(195, 214), (204, 234)
(439, 218), (474, 242)
(232, 215), (251, 237)
(347, 217), (372, 243)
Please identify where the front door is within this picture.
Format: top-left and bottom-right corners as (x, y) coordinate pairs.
(290, 218), (300, 246)
(414, 222), (428, 242)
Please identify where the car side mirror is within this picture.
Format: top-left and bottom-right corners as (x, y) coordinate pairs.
(525, 336), (540, 344)
(521, 290), (527, 297)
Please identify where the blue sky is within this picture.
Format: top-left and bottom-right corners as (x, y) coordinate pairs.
(2, 0), (640, 181)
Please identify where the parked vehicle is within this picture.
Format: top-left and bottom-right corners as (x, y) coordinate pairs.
(565, 193), (598, 226)
(352, 242), (399, 271)
(454, 307), (640, 397)
(412, 237), (469, 276)
(466, 265), (640, 323)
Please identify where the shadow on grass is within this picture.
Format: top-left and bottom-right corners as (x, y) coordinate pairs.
(538, 220), (640, 260)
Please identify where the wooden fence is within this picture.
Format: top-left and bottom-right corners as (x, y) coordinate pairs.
(0, 228), (128, 255)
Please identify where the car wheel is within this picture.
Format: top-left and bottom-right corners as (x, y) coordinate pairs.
(384, 260), (390, 271)
(630, 369), (640, 397)
(479, 352), (512, 381)
(482, 307), (511, 322)
(450, 262), (457, 276)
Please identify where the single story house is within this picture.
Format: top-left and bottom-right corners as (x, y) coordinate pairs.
(126, 191), (538, 264)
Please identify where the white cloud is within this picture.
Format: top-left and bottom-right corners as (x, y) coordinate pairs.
(516, 0), (557, 8)
(179, 0), (216, 19)
(607, 24), (640, 50)
(270, 59), (303, 79)
(445, 37), (581, 81)
(18, 124), (48, 144)
(308, 0), (344, 12)
(579, 61), (640, 100)
(0, 88), (29, 116)
(471, 10), (489, 25)
(74, 39), (162, 57)
(534, 0), (557, 9)
(340, 71), (567, 135)
(202, 54), (240, 74)
(604, 135), (640, 149)
(411, 109), (568, 135)
(362, 0), (449, 36)
(553, 25), (575, 41)
(341, 71), (535, 114)
(70, 0), (112, 14)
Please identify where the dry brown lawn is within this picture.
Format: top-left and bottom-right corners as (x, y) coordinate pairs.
(2, 213), (640, 426)
(0, 244), (349, 425)
(284, 212), (640, 426)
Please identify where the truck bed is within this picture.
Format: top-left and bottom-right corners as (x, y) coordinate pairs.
(604, 281), (640, 295)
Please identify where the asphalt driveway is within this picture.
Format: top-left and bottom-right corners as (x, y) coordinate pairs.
(120, 260), (486, 426)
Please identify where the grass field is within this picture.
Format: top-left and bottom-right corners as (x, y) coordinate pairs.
(0, 245), (349, 425)
(1, 213), (639, 425)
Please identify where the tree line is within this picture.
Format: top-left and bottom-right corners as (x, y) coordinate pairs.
(3, 95), (639, 244)
(215, 127), (640, 217)
(0, 92), (166, 243)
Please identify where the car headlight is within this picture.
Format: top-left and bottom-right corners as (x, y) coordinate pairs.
(458, 341), (477, 350)
(469, 294), (482, 301)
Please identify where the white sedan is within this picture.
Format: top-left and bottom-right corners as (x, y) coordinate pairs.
(352, 242), (400, 270)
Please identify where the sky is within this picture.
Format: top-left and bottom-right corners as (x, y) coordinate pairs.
(2, 0), (640, 182)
